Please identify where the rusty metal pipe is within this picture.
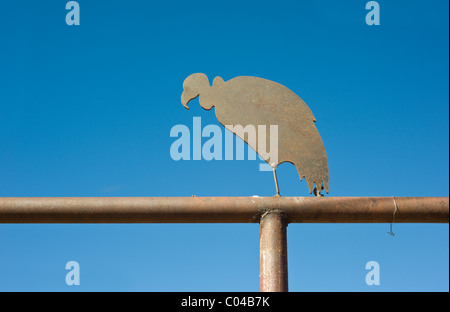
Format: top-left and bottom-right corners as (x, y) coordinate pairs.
(260, 210), (288, 292)
(0, 197), (448, 223)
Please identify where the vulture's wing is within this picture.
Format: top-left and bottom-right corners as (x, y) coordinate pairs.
(211, 76), (329, 193)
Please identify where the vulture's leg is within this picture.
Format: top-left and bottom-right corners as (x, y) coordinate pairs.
(273, 168), (280, 197)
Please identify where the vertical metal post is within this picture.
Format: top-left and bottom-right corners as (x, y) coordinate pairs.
(260, 210), (288, 292)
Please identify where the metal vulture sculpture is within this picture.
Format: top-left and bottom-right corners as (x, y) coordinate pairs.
(181, 73), (329, 196)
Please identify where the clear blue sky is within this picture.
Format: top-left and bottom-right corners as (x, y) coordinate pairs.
(0, 0), (448, 291)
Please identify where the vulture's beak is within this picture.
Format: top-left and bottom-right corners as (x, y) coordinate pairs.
(181, 91), (190, 110)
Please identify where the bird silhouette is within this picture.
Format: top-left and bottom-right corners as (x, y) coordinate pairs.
(181, 73), (329, 196)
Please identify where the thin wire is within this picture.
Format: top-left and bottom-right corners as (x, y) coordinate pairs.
(388, 196), (399, 236)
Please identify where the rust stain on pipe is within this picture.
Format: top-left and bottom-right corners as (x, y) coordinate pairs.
(0, 197), (448, 224)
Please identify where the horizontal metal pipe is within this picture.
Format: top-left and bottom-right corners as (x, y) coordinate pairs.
(0, 197), (447, 224)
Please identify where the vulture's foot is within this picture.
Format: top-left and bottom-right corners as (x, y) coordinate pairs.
(313, 187), (324, 197)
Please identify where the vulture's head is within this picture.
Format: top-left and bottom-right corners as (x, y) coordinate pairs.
(181, 73), (211, 110)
